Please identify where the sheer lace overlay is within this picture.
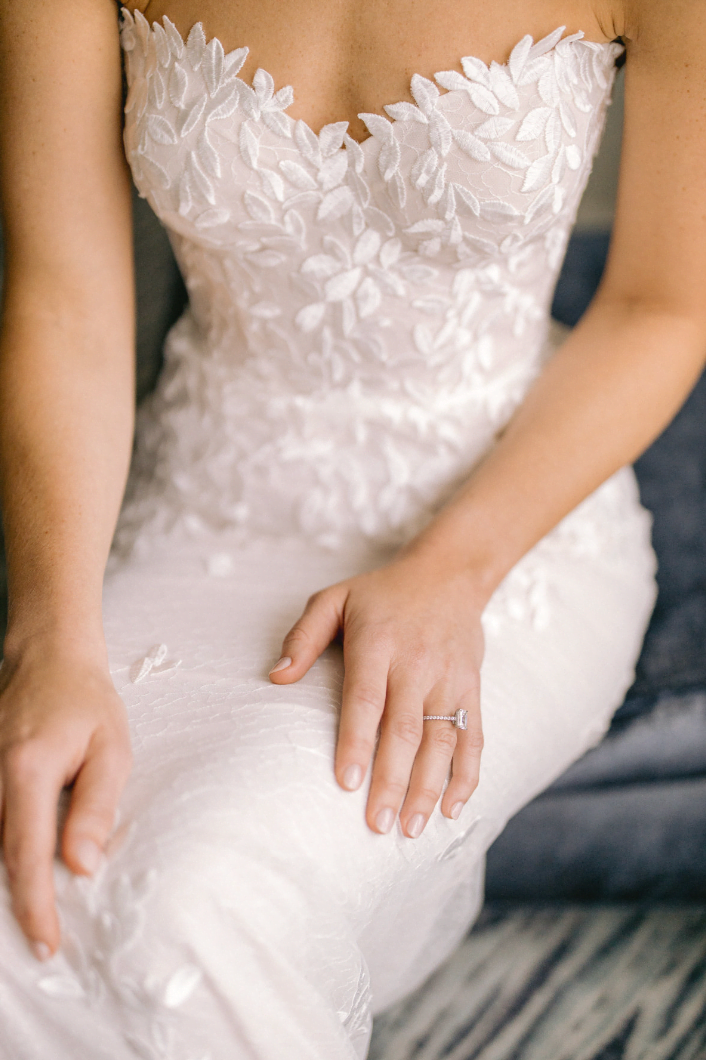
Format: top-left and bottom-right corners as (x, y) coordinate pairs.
(117, 9), (627, 555)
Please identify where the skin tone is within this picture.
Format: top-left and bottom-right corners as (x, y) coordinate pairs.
(0, 0), (705, 960)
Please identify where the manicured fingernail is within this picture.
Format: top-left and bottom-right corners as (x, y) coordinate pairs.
(75, 839), (102, 875)
(450, 801), (464, 820)
(269, 656), (292, 675)
(342, 764), (362, 791)
(407, 813), (426, 838)
(31, 941), (52, 962)
(375, 808), (395, 834)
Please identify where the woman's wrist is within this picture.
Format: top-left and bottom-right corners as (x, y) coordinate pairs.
(3, 612), (109, 672)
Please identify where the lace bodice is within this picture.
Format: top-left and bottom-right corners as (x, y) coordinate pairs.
(117, 9), (624, 551)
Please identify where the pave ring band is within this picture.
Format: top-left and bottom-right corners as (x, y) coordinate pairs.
(422, 709), (468, 730)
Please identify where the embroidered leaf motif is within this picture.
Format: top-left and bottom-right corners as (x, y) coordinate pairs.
(168, 63), (188, 108)
(208, 87), (239, 124)
(150, 69), (166, 110)
(464, 83), (500, 115)
(162, 16), (185, 58)
(452, 130), (490, 162)
(522, 152), (554, 192)
(202, 38), (224, 96)
(253, 67), (275, 103)
(152, 21), (171, 67)
(475, 117), (515, 139)
(488, 63), (520, 108)
(317, 186), (354, 221)
(259, 167), (285, 201)
(490, 142), (530, 169)
(452, 184), (480, 216)
(405, 219), (445, 235)
(324, 267), (362, 301)
(38, 975), (86, 999)
(411, 148), (439, 188)
(186, 22), (206, 69)
(197, 129), (221, 177)
(224, 47), (249, 75)
(343, 134), (365, 173)
(243, 191), (275, 224)
(240, 122), (260, 169)
(508, 34), (533, 81)
(434, 70), (471, 94)
(318, 153), (348, 191)
(301, 254), (340, 279)
(565, 144), (581, 169)
(429, 115), (453, 157)
(318, 122), (348, 156)
(384, 102), (428, 123)
(516, 107), (553, 141)
(295, 302), (326, 331)
(179, 96), (206, 137)
(352, 229), (381, 266)
(194, 207), (230, 228)
(410, 74), (440, 112)
(359, 113), (394, 141)
(262, 109), (293, 138)
(460, 56), (491, 86)
(356, 277), (382, 318)
(538, 69), (560, 106)
(279, 159), (317, 189)
(246, 249), (286, 267)
(378, 137), (401, 181)
(138, 153), (171, 191)
(294, 120), (322, 167)
(146, 114), (177, 145)
(163, 965), (203, 1008)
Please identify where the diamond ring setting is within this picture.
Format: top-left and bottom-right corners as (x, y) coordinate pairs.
(422, 709), (468, 730)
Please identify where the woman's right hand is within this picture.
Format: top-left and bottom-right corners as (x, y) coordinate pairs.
(0, 640), (132, 960)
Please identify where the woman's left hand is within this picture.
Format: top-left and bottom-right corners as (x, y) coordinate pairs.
(269, 554), (486, 838)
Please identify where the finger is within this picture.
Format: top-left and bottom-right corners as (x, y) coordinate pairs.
(2, 743), (63, 958)
(62, 737), (131, 877)
(334, 636), (390, 793)
(365, 677), (423, 834)
(269, 585), (346, 683)
(400, 704), (458, 838)
(441, 689), (483, 820)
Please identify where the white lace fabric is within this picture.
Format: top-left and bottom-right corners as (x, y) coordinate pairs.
(117, 9), (627, 552)
(0, 14), (659, 1060)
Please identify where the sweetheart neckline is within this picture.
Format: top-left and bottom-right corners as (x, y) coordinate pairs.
(120, 6), (620, 149)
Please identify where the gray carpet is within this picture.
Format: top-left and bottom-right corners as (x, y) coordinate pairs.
(370, 903), (706, 1060)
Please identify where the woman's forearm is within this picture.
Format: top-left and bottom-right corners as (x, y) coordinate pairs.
(0, 278), (135, 658)
(407, 297), (706, 596)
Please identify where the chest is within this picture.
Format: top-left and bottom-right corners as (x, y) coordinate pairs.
(126, 0), (622, 143)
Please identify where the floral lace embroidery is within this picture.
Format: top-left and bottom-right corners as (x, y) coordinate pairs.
(115, 9), (632, 603)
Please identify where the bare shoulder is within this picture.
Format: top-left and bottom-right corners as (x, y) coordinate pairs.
(0, 0), (132, 293)
(596, 0), (706, 323)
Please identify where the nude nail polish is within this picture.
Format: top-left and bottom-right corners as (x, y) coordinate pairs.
(342, 764), (362, 791)
(269, 656), (292, 675)
(375, 808), (395, 834)
(407, 813), (425, 838)
(450, 802), (464, 820)
(75, 838), (102, 875)
(31, 941), (51, 962)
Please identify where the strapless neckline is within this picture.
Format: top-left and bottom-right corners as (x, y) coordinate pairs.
(120, 6), (616, 149)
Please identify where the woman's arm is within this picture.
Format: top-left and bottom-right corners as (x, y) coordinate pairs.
(0, 0), (134, 956)
(272, 0), (706, 838)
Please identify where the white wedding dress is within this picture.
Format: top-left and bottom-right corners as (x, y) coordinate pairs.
(0, 11), (658, 1059)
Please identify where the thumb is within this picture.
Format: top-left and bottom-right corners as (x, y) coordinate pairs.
(61, 740), (131, 877)
(269, 585), (346, 683)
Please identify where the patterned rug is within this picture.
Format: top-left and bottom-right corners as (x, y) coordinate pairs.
(370, 903), (706, 1060)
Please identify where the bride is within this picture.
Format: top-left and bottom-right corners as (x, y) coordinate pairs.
(0, 0), (704, 1055)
